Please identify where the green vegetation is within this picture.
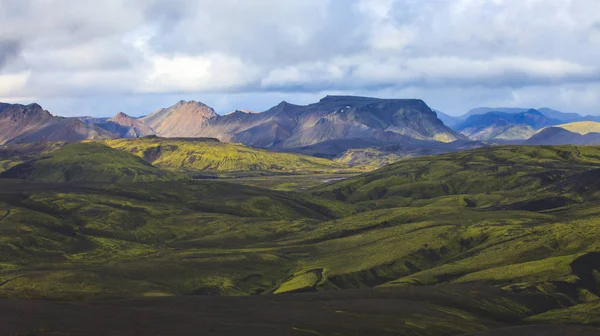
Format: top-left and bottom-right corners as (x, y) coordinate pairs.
(0, 142), (182, 182)
(0, 142), (64, 173)
(1, 144), (600, 333)
(103, 137), (351, 175)
(334, 147), (405, 169)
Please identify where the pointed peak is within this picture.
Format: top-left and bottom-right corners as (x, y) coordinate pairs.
(27, 103), (43, 110)
(115, 112), (129, 118)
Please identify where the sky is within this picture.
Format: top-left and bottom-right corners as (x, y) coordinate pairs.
(0, 0), (599, 117)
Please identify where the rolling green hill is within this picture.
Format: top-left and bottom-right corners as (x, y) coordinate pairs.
(311, 145), (600, 206)
(1, 144), (600, 334)
(0, 142), (182, 182)
(103, 137), (350, 175)
(0, 142), (65, 173)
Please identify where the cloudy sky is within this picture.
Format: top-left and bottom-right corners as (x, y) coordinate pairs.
(1, 0), (599, 117)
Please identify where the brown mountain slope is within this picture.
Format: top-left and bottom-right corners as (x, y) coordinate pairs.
(140, 96), (465, 149)
(0, 103), (114, 144)
(140, 100), (218, 137)
(99, 112), (155, 138)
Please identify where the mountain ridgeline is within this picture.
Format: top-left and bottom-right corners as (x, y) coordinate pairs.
(456, 109), (561, 141)
(141, 96), (465, 148)
(3, 97), (600, 168)
(0, 103), (112, 145)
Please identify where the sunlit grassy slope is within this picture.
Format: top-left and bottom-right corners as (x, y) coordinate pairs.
(0, 142), (182, 182)
(549, 121), (600, 135)
(1, 145), (600, 330)
(103, 137), (349, 174)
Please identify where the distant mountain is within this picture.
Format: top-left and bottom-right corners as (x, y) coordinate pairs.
(143, 96), (465, 150)
(98, 112), (155, 138)
(536, 108), (584, 122)
(463, 107), (530, 119)
(140, 100), (218, 137)
(434, 110), (461, 128)
(526, 121), (600, 145)
(463, 106), (600, 123)
(0, 103), (113, 145)
(457, 109), (560, 140)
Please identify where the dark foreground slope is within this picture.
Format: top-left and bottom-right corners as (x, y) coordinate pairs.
(3, 285), (599, 336)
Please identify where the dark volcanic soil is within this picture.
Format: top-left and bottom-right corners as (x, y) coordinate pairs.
(2, 285), (599, 336)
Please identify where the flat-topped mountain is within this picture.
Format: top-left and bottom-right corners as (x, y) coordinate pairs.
(143, 96), (465, 149)
(456, 109), (560, 140)
(0, 103), (113, 144)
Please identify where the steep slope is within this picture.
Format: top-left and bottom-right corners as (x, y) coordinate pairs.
(140, 100), (218, 137)
(98, 112), (155, 138)
(140, 96), (465, 149)
(457, 109), (560, 140)
(526, 122), (600, 145)
(0, 142), (181, 182)
(0, 103), (114, 144)
(103, 137), (347, 174)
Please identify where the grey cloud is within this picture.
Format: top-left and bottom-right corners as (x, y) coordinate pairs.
(1, 0), (600, 116)
(0, 39), (21, 69)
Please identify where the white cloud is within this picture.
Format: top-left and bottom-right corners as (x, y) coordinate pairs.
(0, 71), (30, 96)
(142, 53), (259, 93)
(0, 0), (599, 116)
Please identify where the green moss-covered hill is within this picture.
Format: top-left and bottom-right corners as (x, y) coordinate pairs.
(103, 137), (349, 174)
(312, 145), (600, 206)
(1, 145), (600, 333)
(0, 142), (182, 182)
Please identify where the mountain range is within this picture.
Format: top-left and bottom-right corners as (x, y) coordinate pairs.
(0, 103), (112, 145)
(455, 109), (561, 141)
(139, 96), (464, 149)
(2, 97), (600, 162)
